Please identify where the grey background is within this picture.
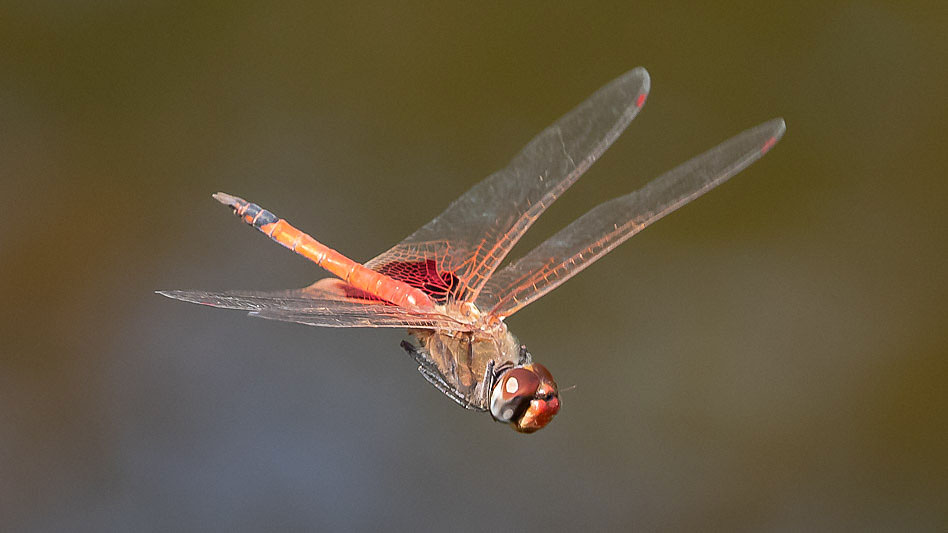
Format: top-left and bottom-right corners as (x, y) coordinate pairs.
(2, 2), (945, 530)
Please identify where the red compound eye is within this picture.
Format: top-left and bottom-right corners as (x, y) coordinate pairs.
(529, 363), (555, 385)
(490, 367), (542, 424)
(501, 368), (540, 400)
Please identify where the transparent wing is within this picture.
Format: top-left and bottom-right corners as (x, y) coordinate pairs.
(366, 68), (651, 304)
(478, 118), (786, 318)
(158, 279), (472, 331)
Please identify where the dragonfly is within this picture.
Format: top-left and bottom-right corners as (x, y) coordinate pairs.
(159, 67), (785, 433)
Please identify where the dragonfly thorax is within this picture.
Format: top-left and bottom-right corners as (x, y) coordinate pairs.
(438, 299), (505, 334)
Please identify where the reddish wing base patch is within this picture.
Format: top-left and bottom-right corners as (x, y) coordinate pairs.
(303, 278), (387, 303)
(338, 284), (386, 302)
(375, 259), (465, 304)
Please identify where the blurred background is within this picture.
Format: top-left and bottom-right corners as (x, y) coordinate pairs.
(1, 1), (945, 530)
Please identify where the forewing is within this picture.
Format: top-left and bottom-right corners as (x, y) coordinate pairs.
(478, 118), (786, 318)
(158, 279), (472, 331)
(366, 68), (651, 304)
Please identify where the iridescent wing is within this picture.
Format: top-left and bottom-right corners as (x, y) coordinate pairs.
(365, 68), (651, 305)
(158, 279), (473, 331)
(477, 118), (786, 318)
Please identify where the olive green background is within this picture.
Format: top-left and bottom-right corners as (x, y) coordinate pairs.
(2, 2), (945, 530)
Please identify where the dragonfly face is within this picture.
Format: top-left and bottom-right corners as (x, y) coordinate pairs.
(159, 67), (784, 433)
(490, 362), (559, 433)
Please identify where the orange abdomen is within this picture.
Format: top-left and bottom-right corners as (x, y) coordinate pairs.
(213, 192), (436, 311)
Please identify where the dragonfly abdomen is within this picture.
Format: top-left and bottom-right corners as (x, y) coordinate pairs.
(212, 192), (436, 311)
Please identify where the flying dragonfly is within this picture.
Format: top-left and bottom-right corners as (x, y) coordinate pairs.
(159, 67), (785, 433)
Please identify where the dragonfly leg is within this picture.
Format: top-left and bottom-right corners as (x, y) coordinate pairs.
(417, 366), (481, 411)
(400, 339), (432, 370)
(518, 344), (533, 365)
(479, 360), (496, 408)
(401, 340), (485, 412)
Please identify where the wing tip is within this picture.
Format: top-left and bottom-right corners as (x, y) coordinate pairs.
(626, 66), (651, 103)
(156, 290), (193, 303)
(629, 65), (651, 84)
(759, 118), (787, 155)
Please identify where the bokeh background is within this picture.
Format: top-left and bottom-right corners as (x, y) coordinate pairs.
(2, 2), (945, 530)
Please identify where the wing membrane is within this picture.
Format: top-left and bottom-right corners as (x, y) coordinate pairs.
(366, 68), (651, 303)
(478, 118), (786, 318)
(158, 279), (471, 330)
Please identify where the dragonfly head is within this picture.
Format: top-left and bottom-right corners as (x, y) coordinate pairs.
(490, 362), (560, 433)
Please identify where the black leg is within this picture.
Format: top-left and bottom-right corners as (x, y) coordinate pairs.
(401, 340), (485, 412)
(401, 340), (429, 368)
(480, 360), (496, 408)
